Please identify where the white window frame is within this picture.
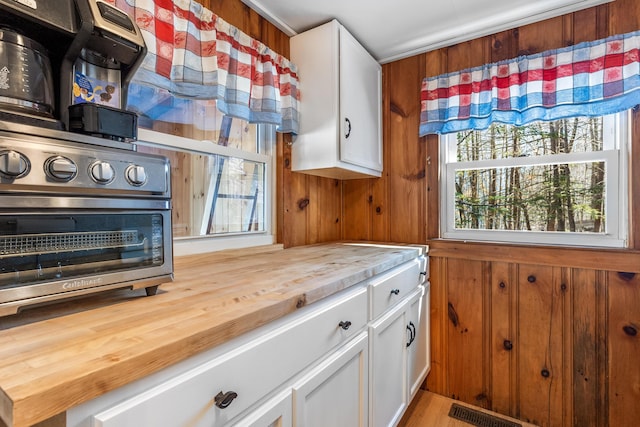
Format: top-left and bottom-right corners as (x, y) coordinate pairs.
(137, 126), (277, 256)
(439, 112), (629, 248)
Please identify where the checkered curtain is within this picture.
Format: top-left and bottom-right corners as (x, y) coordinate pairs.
(111, 0), (299, 133)
(419, 30), (640, 135)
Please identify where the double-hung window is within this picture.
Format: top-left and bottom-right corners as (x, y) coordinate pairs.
(133, 96), (276, 256)
(440, 112), (629, 247)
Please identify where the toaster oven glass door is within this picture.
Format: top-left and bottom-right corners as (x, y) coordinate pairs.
(0, 211), (167, 290)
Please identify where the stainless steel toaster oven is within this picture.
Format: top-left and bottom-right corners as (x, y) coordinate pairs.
(0, 124), (173, 316)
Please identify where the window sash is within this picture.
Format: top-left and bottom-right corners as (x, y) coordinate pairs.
(440, 114), (628, 248)
(136, 126), (276, 255)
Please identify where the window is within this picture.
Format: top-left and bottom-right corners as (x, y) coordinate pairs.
(440, 113), (629, 247)
(131, 93), (276, 256)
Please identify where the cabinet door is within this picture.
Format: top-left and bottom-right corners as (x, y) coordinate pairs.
(406, 284), (430, 400)
(292, 332), (368, 427)
(369, 300), (408, 427)
(339, 25), (382, 172)
(234, 390), (292, 427)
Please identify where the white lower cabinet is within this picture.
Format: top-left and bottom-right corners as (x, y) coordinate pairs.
(292, 332), (368, 427)
(369, 285), (430, 427)
(369, 298), (409, 427)
(407, 283), (430, 401)
(67, 258), (429, 427)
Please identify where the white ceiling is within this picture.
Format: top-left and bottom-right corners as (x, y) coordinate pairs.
(241, 0), (613, 63)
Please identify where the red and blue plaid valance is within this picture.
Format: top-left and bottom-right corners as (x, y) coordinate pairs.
(110, 0), (299, 133)
(419, 30), (640, 135)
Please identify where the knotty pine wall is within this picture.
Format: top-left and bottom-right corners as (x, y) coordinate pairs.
(208, 1), (640, 426)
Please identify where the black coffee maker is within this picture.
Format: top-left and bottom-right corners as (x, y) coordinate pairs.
(0, 0), (146, 140)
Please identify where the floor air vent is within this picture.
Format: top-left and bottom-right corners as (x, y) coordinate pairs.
(448, 403), (522, 427)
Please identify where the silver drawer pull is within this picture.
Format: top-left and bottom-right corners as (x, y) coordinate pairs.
(338, 320), (352, 330)
(214, 391), (238, 409)
(390, 289), (400, 295)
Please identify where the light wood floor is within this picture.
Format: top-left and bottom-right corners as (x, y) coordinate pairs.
(398, 390), (538, 427)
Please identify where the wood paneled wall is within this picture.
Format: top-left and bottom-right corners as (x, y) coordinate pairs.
(428, 241), (640, 427)
(207, 1), (640, 425)
(359, 1), (640, 426)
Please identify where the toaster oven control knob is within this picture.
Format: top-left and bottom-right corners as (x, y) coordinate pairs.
(0, 150), (29, 178)
(125, 164), (147, 186)
(45, 156), (77, 181)
(90, 161), (115, 184)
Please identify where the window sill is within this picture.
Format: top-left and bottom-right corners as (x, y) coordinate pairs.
(426, 238), (640, 273)
(173, 234), (276, 257)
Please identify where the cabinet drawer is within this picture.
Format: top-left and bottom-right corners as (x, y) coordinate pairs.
(369, 259), (421, 319)
(92, 286), (368, 427)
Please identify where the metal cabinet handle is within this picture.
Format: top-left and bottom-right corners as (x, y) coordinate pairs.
(390, 288), (400, 295)
(345, 117), (351, 138)
(339, 320), (352, 330)
(410, 321), (416, 342)
(214, 391), (238, 409)
(406, 321), (416, 347)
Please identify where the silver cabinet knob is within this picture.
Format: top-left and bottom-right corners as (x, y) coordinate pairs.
(126, 164), (147, 186)
(0, 150), (29, 178)
(46, 156), (77, 181)
(90, 161), (115, 184)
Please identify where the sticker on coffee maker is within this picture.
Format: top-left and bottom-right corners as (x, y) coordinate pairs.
(12, 0), (37, 10)
(73, 72), (120, 107)
(0, 67), (9, 90)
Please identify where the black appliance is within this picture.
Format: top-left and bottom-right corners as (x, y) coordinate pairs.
(0, 0), (146, 139)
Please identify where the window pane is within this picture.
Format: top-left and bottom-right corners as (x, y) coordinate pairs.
(136, 145), (266, 237)
(128, 84), (260, 154)
(208, 157), (265, 234)
(454, 161), (605, 233)
(456, 117), (604, 162)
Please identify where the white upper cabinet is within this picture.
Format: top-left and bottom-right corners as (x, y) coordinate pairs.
(290, 20), (382, 179)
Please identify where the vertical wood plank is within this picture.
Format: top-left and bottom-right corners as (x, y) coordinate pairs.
(282, 147), (309, 248)
(386, 55), (427, 244)
(516, 265), (564, 426)
(343, 180), (372, 240)
(607, 270), (640, 426)
(518, 16), (565, 55)
(446, 258), (486, 404)
(371, 62), (392, 243)
(424, 135), (440, 240)
(245, 7), (262, 40)
(609, 0), (640, 35)
(426, 257), (449, 395)
(490, 262), (514, 415)
(595, 270), (608, 427)
(572, 7), (598, 45)
(424, 49), (446, 239)
(481, 261), (492, 410)
(207, 0), (247, 30)
(569, 268), (604, 427)
(308, 177), (342, 243)
(490, 29), (519, 62)
(560, 268), (572, 427)
(446, 38), (490, 72)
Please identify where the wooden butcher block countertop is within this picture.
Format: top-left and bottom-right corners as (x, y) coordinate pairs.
(0, 242), (425, 427)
